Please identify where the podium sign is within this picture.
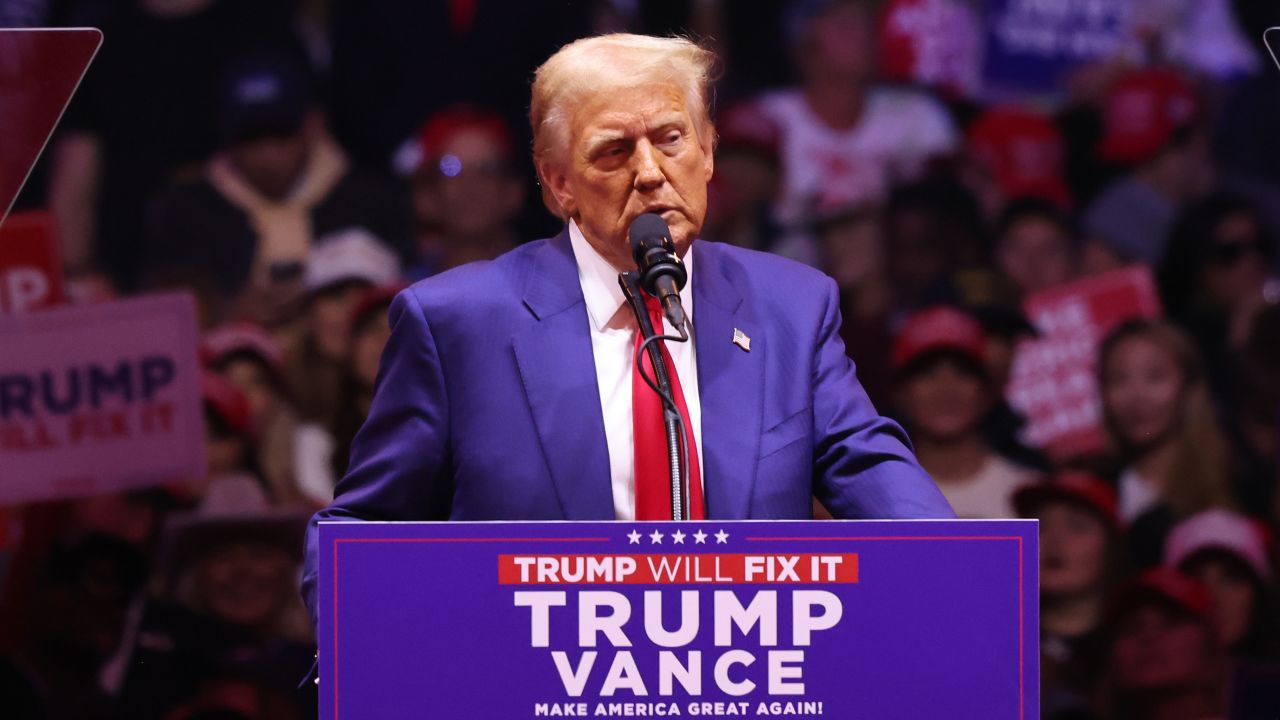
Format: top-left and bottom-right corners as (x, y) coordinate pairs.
(320, 520), (1038, 719)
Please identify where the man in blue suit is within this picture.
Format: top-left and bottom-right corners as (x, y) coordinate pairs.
(302, 34), (952, 619)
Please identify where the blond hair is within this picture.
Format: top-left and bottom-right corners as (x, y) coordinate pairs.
(1098, 319), (1234, 516)
(530, 33), (718, 216)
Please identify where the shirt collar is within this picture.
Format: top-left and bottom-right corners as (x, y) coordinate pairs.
(568, 219), (694, 332)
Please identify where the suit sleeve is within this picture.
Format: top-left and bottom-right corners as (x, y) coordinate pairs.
(300, 288), (454, 623)
(810, 278), (955, 519)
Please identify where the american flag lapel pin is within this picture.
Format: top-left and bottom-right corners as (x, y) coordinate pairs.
(732, 328), (751, 352)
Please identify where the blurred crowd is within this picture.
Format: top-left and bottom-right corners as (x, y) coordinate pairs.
(3, 0), (1280, 718)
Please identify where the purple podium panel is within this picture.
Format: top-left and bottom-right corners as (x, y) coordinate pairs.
(319, 520), (1038, 720)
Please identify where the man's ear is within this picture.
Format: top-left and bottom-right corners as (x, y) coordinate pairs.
(538, 159), (576, 219)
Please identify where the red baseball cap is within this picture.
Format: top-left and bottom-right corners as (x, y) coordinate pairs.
(716, 101), (781, 162)
(967, 106), (1070, 206)
(1110, 567), (1213, 624)
(201, 322), (284, 373)
(1098, 68), (1199, 165)
(350, 282), (407, 332)
(1165, 509), (1273, 583)
(892, 306), (987, 371)
(415, 104), (513, 173)
(201, 370), (254, 440)
(1013, 471), (1118, 529)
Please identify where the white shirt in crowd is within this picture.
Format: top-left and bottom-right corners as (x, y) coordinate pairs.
(569, 220), (704, 521)
(935, 454), (1039, 519)
(1118, 467), (1161, 524)
(757, 86), (958, 225)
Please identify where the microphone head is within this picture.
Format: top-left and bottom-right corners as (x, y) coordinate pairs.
(627, 213), (687, 294)
(628, 212), (674, 263)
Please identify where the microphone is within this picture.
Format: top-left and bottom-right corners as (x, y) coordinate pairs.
(628, 213), (689, 329)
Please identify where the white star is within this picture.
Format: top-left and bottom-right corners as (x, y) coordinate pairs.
(714, 530), (729, 544)
(693, 530), (708, 544)
(671, 530), (687, 544)
(627, 530), (642, 544)
(649, 530), (664, 544)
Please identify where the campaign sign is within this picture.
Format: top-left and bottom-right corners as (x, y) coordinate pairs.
(0, 210), (65, 314)
(320, 520), (1038, 719)
(1005, 266), (1162, 459)
(0, 292), (206, 503)
(981, 0), (1129, 98)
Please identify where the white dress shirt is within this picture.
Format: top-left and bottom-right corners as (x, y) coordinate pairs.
(568, 220), (703, 520)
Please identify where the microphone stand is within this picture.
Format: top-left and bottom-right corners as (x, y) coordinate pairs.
(619, 271), (690, 520)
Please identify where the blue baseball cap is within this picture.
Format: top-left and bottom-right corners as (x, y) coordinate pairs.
(220, 50), (313, 143)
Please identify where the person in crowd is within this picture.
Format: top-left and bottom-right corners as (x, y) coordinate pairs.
(293, 283), (402, 506)
(1097, 319), (1235, 567)
(1097, 568), (1227, 720)
(280, 228), (401, 430)
(191, 371), (271, 515)
(884, 178), (992, 313)
(994, 197), (1081, 299)
(117, 510), (313, 719)
(1014, 473), (1124, 718)
(701, 101), (784, 253)
(141, 47), (412, 323)
(963, 105), (1072, 223)
(1159, 191), (1276, 372)
(814, 202), (893, 409)
(1160, 193), (1280, 517)
(397, 105), (525, 278)
(974, 307), (1052, 472)
(1084, 68), (1212, 270)
(1165, 509), (1278, 659)
(757, 0), (957, 263)
(44, 0), (296, 295)
(1231, 304), (1280, 520)
(203, 323), (308, 508)
(892, 306), (1041, 517)
(329, 285), (401, 483)
(0, 534), (146, 720)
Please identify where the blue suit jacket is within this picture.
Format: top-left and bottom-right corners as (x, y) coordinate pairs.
(301, 231), (953, 617)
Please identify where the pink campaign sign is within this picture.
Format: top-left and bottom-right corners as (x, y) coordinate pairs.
(0, 292), (207, 503)
(1005, 266), (1163, 460)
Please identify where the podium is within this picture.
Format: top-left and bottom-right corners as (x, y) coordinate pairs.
(318, 520), (1038, 719)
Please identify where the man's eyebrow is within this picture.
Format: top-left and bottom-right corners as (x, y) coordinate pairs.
(583, 131), (629, 156)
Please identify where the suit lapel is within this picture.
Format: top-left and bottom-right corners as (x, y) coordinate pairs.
(694, 242), (763, 519)
(511, 230), (614, 519)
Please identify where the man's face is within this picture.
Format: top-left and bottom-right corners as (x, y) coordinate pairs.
(414, 127), (524, 239)
(542, 83), (714, 269)
(229, 130), (310, 201)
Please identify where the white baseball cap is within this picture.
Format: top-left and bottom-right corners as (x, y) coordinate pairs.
(1165, 508), (1272, 582)
(305, 227), (401, 292)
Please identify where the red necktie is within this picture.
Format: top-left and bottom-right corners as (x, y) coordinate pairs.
(633, 295), (705, 520)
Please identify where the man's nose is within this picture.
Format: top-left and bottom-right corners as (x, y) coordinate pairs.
(632, 141), (666, 191)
